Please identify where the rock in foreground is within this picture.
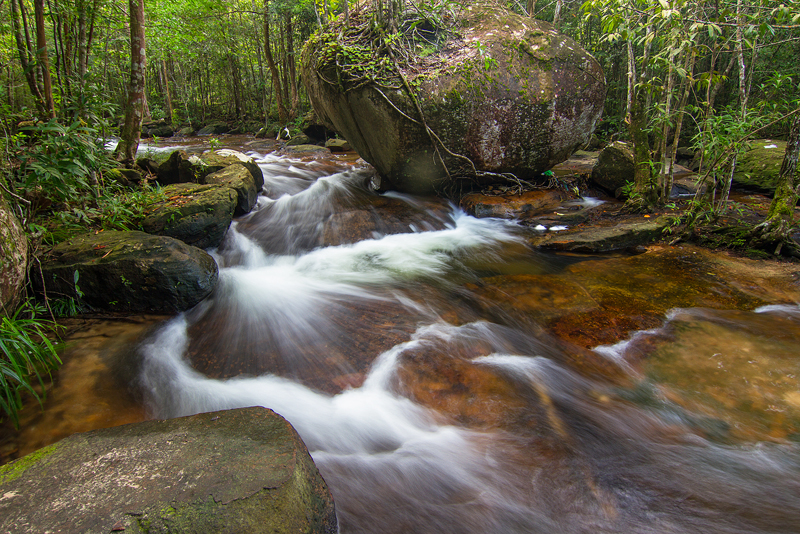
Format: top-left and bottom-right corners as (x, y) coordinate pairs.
(0, 195), (27, 312)
(38, 230), (218, 313)
(302, 3), (605, 194)
(0, 407), (337, 534)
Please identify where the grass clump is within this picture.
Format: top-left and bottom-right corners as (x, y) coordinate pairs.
(0, 300), (62, 429)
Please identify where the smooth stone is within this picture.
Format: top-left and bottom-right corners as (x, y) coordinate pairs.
(0, 407), (337, 534)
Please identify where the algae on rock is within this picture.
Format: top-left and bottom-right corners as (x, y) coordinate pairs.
(301, 2), (605, 195)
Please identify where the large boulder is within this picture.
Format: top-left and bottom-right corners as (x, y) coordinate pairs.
(203, 164), (258, 216)
(141, 119), (174, 138)
(591, 141), (635, 194)
(0, 407), (337, 534)
(0, 195), (27, 313)
(197, 122), (230, 135)
(141, 183), (238, 249)
(37, 231), (218, 313)
(301, 3), (605, 195)
(733, 139), (787, 193)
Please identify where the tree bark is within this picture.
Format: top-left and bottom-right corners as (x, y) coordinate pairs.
(12, 0), (46, 116)
(34, 0), (56, 118)
(116, 0), (146, 162)
(264, 1), (287, 123)
(286, 11), (299, 118)
(162, 58), (173, 124)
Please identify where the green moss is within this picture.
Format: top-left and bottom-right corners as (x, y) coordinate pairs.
(0, 443), (58, 485)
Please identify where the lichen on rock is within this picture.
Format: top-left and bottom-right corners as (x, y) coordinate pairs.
(301, 1), (605, 196)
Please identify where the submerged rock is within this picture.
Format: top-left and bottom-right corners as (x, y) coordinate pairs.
(529, 216), (670, 253)
(0, 195), (27, 312)
(0, 407), (337, 534)
(141, 183), (237, 249)
(302, 3), (605, 195)
(37, 230), (218, 313)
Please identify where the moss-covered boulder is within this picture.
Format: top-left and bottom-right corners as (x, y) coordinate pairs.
(141, 120), (174, 138)
(732, 139), (787, 193)
(141, 183), (238, 249)
(154, 149), (264, 193)
(196, 149), (264, 191)
(37, 230), (218, 313)
(0, 407), (337, 534)
(301, 3), (605, 195)
(0, 195), (27, 313)
(197, 122), (230, 135)
(202, 164), (258, 216)
(591, 141), (634, 194)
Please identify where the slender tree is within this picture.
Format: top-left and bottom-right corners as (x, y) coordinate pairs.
(116, 0), (146, 162)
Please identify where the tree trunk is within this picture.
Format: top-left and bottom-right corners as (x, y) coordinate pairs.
(264, 1), (287, 123)
(116, 0), (146, 162)
(162, 58), (173, 124)
(526, 0), (536, 17)
(34, 0), (56, 118)
(12, 0), (46, 116)
(552, 0), (563, 29)
(286, 12), (299, 118)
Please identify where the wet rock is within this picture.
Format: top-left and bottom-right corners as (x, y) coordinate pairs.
(176, 126), (195, 137)
(37, 230), (218, 313)
(0, 195), (27, 313)
(325, 138), (352, 152)
(279, 144), (332, 158)
(552, 150), (599, 174)
(733, 139), (787, 193)
(301, 3), (605, 195)
(591, 141), (634, 194)
(0, 407), (337, 534)
(196, 149), (265, 191)
(322, 196), (450, 246)
(287, 134), (313, 146)
(529, 216), (670, 253)
(545, 244), (797, 349)
(197, 122), (230, 135)
(460, 190), (565, 220)
(203, 164), (257, 216)
(141, 183), (237, 249)
(631, 307), (800, 442)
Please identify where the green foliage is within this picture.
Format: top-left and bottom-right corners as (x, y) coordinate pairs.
(16, 120), (116, 205)
(0, 300), (62, 429)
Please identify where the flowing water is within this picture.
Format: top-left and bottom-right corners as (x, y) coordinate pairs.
(6, 140), (800, 533)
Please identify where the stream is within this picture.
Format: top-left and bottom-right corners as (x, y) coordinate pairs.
(5, 138), (800, 533)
